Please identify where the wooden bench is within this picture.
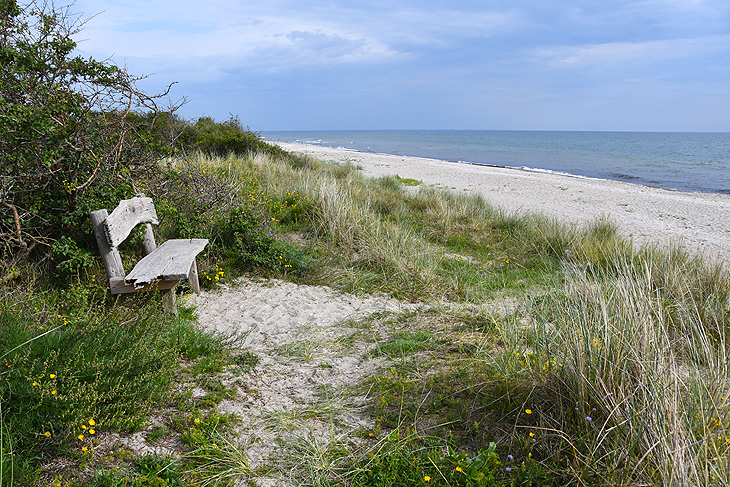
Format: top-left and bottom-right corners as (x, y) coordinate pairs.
(90, 195), (208, 313)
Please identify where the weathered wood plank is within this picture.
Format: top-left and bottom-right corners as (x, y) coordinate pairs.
(109, 277), (179, 295)
(90, 209), (125, 280)
(142, 222), (157, 255)
(188, 259), (201, 294)
(124, 238), (208, 288)
(105, 196), (159, 247)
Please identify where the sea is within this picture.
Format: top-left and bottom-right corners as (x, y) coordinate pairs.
(261, 130), (730, 195)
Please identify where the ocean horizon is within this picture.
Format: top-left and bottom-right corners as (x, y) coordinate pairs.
(262, 130), (730, 195)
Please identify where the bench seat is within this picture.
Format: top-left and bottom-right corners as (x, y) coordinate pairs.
(121, 238), (208, 293)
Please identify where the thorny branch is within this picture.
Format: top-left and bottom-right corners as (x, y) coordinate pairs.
(1, 1), (185, 256)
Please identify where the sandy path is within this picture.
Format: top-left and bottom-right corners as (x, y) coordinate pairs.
(186, 278), (419, 486)
(274, 142), (730, 259)
(99, 279), (418, 486)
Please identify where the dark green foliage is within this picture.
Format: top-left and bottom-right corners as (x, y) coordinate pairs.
(177, 115), (288, 158)
(441, 443), (504, 486)
(351, 435), (435, 486)
(0, 0), (174, 262)
(87, 455), (183, 487)
(140, 156), (313, 282)
(0, 0), (305, 287)
(135, 454), (182, 486)
(213, 206), (310, 275)
(269, 187), (313, 227)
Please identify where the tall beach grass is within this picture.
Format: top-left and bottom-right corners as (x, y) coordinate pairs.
(168, 151), (730, 484)
(527, 245), (730, 485)
(3, 148), (728, 485)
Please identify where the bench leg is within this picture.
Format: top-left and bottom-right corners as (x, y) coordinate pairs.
(188, 260), (202, 294)
(161, 289), (177, 316)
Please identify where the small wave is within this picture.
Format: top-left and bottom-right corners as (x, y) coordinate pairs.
(518, 166), (591, 179)
(606, 172), (641, 182)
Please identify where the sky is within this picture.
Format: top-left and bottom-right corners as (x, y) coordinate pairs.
(68, 0), (730, 132)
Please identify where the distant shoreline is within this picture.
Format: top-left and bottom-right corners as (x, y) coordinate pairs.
(273, 141), (730, 259)
(263, 130), (730, 195)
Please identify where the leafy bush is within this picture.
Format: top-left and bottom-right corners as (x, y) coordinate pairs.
(214, 206), (309, 275)
(177, 116), (288, 158)
(0, 0), (177, 264)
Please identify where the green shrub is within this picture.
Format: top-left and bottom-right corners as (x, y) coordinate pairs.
(177, 116), (287, 158)
(0, 0), (173, 264)
(213, 206), (309, 275)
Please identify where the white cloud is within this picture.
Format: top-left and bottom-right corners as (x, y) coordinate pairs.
(62, 0), (730, 130)
(73, 1), (522, 66)
(73, 0), (408, 75)
(382, 8), (522, 46)
(534, 35), (730, 68)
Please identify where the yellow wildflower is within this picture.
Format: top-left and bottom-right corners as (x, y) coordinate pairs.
(49, 374), (56, 379)
(77, 434), (84, 441)
(89, 429), (95, 435)
(525, 409), (532, 414)
(89, 419), (95, 426)
(424, 476), (431, 482)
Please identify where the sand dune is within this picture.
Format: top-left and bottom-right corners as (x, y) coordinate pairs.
(108, 144), (728, 485)
(274, 141), (729, 260)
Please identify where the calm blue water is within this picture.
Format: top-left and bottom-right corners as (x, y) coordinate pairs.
(262, 130), (730, 194)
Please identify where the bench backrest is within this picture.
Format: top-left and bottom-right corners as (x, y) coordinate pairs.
(103, 196), (159, 248)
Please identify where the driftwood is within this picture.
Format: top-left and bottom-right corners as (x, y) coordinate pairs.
(103, 196), (158, 247)
(90, 195), (208, 314)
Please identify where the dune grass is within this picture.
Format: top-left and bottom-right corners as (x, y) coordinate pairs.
(2, 149), (728, 485)
(526, 248), (730, 485)
(152, 151), (729, 485)
(182, 151), (730, 485)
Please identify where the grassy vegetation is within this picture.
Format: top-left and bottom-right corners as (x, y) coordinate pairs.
(1, 145), (728, 486)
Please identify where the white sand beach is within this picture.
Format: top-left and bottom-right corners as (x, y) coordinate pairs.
(274, 141), (730, 259)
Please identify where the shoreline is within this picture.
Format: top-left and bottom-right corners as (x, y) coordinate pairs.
(273, 141), (730, 259)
